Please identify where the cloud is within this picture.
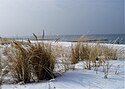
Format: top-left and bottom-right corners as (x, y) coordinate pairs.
(0, 0), (124, 37)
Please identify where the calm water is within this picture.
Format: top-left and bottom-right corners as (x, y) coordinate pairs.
(19, 34), (125, 44)
(42, 34), (125, 44)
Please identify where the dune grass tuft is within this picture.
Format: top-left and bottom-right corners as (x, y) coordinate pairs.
(70, 42), (81, 64)
(5, 39), (55, 83)
(70, 38), (118, 70)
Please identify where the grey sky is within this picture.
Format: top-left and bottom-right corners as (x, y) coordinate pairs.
(0, 0), (124, 37)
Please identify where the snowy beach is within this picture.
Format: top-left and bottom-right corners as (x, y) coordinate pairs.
(0, 41), (125, 89)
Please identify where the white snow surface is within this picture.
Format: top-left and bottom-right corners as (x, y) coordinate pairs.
(1, 60), (125, 89)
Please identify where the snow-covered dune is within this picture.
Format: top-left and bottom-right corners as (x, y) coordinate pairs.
(1, 60), (125, 89)
(0, 42), (125, 89)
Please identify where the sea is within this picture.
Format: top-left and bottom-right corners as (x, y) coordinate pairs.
(17, 34), (125, 44)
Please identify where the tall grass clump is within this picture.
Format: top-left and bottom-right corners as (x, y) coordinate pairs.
(70, 37), (118, 70)
(5, 39), (55, 83)
(70, 42), (81, 64)
(7, 42), (32, 83)
(29, 42), (55, 80)
(70, 36), (91, 65)
(102, 46), (118, 60)
(79, 43), (91, 69)
(79, 43), (101, 69)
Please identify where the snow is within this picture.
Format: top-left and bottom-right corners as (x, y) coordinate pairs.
(0, 42), (125, 89)
(1, 60), (125, 89)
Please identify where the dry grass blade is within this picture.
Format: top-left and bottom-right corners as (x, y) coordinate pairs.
(42, 29), (45, 39)
(33, 33), (38, 40)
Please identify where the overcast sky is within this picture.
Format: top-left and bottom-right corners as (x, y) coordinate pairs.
(0, 0), (124, 37)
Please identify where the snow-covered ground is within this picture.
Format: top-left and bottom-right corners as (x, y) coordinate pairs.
(1, 60), (125, 89)
(0, 42), (125, 89)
